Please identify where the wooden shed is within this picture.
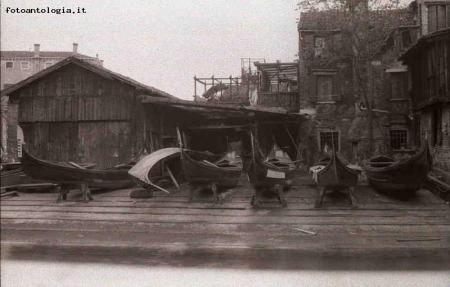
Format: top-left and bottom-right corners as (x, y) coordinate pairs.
(2, 56), (173, 168)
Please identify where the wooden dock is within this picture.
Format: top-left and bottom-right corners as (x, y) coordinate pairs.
(1, 178), (449, 270)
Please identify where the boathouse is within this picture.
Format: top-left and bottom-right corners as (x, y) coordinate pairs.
(1, 56), (173, 168)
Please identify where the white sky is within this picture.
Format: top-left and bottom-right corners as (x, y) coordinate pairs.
(1, 0), (300, 100)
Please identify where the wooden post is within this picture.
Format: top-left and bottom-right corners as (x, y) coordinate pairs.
(348, 187), (357, 209)
(188, 184), (195, 203)
(194, 76), (197, 102)
(276, 184), (287, 207)
(315, 187), (326, 208)
(210, 182), (218, 203)
(165, 164), (180, 190)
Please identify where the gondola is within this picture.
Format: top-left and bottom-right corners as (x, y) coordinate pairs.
(314, 149), (359, 208)
(177, 128), (243, 202)
(362, 141), (432, 198)
(249, 142), (296, 208)
(21, 148), (135, 202)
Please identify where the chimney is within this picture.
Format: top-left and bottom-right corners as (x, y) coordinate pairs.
(73, 43), (78, 54)
(34, 44), (40, 57)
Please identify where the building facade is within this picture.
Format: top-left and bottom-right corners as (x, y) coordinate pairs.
(297, 6), (417, 164)
(1, 43), (103, 90)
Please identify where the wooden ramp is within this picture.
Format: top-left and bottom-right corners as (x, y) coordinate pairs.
(1, 182), (449, 270)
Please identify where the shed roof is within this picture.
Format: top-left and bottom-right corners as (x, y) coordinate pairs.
(1, 56), (175, 99)
(141, 96), (300, 120)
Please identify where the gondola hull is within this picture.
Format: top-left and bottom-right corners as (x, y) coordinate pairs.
(317, 152), (358, 188)
(21, 149), (135, 189)
(249, 160), (295, 188)
(181, 149), (242, 187)
(363, 143), (431, 196)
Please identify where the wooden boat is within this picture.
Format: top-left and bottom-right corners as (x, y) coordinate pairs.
(314, 149), (359, 208)
(362, 142), (432, 198)
(21, 148), (135, 202)
(249, 143), (296, 207)
(181, 148), (243, 202)
(176, 127), (243, 202)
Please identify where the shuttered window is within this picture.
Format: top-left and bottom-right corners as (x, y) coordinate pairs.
(428, 4), (450, 33)
(390, 72), (407, 99)
(314, 37), (325, 58)
(317, 75), (333, 101)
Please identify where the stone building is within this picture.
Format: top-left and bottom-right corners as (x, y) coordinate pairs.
(297, 5), (417, 164)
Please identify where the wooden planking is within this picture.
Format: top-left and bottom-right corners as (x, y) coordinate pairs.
(2, 229), (448, 251)
(2, 211), (448, 225)
(2, 198), (449, 212)
(2, 206), (449, 218)
(3, 219), (450, 236)
(7, 192), (446, 206)
(2, 183), (450, 269)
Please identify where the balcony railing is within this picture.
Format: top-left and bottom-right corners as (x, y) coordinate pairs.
(257, 92), (299, 109)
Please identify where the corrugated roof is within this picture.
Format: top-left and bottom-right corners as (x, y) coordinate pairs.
(1, 56), (175, 99)
(1, 51), (96, 59)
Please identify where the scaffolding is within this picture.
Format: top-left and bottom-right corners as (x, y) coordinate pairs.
(241, 58), (266, 76)
(193, 58), (266, 103)
(193, 76), (241, 102)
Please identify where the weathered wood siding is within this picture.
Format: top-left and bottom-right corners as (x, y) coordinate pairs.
(410, 34), (450, 109)
(257, 92), (299, 109)
(16, 64), (141, 168)
(18, 65), (133, 122)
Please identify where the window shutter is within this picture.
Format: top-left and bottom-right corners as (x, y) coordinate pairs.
(309, 75), (317, 102)
(304, 34), (314, 56)
(428, 5), (437, 33)
(383, 72), (391, 99)
(446, 5), (450, 28)
(332, 73), (341, 101)
(333, 33), (342, 51)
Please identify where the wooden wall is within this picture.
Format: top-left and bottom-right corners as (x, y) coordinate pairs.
(15, 63), (143, 168)
(410, 35), (450, 108)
